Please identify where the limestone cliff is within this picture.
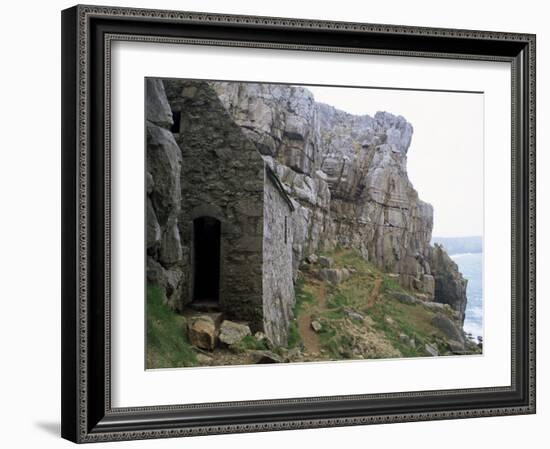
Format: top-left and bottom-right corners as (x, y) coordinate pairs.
(210, 81), (464, 314)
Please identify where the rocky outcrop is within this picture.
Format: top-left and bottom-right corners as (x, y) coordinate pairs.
(146, 79), (186, 309)
(429, 244), (468, 323)
(211, 83), (332, 275)
(211, 82), (459, 307)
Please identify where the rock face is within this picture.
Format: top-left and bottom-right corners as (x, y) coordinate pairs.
(432, 312), (465, 345)
(211, 81), (466, 313)
(218, 320), (252, 346)
(429, 244), (468, 323)
(146, 79), (186, 310)
(211, 83), (331, 275)
(146, 79), (469, 345)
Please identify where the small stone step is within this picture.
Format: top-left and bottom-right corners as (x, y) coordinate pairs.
(188, 300), (221, 313)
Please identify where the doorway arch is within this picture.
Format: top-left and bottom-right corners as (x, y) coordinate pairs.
(192, 216), (221, 303)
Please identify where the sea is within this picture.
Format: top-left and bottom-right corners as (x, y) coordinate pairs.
(450, 252), (483, 340)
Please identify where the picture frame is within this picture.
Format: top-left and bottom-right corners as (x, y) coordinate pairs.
(61, 4), (536, 443)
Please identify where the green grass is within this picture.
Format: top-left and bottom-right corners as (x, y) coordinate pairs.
(230, 335), (268, 353)
(380, 276), (406, 294)
(293, 277), (316, 314)
(146, 285), (197, 369)
(299, 248), (449, 358)
(285, 277), (318, 349)
(365, 291), (447, 357)
(287, 321), (302, 348)
(317, 325), (340, 358)
(332, 250), (370, 271)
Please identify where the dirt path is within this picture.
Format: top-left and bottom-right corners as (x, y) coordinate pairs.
(297, 282), (326, 355)
(367, 276), (382, 308)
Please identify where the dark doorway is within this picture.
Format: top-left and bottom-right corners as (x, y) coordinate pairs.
(170, 110), (181, 133)
(193, 216), (221, 303)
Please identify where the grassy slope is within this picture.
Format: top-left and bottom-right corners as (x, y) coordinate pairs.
(146, 285), (197, 369)
(294, 249), (462, 360)
(146, 249), (476, 369)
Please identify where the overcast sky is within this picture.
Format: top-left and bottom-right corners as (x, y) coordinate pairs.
(307, 85), (484, 238)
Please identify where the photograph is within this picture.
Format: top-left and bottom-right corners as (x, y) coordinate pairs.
(145, 78), (484, 369)
(55, 2), (536, 444)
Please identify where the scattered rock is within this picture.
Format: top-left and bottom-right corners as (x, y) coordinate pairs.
(219, 320), (252, 346)
(254, 331), (267, 342)
(311, 320), (322, 332)
(385, 316), (395, 326)
(249, 350), (283, 364)
(319, 256), (333, 268)
(278, 347), (303, 362)
(187, 316), (217, 351)
(392, 291), (419, 305)
(344, 309), (364, 321)
(399, 333), (410, 344)
(195, 353), (213, 365)
(421, 301), (447, 312)
(362, 315), (375, 327)
(425, 343), (439, 357)
(306, 254), (318, 264)
(447, 339), (466, 353)
(318, 268), (350, 284)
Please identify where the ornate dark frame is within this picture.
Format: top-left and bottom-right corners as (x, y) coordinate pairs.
(61, 4), (536, 443)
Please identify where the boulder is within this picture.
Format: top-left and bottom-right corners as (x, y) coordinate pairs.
(311, 320), (322, 332)
(421, 301), (447, 312)
(306, 254), (318, 264)
(219, 320), (252, 346)
(318, 268), (350, 284)
(195, 353), (213, 365)
(187, 316), (217, 351)
(447, 339), (466, 353)
(344, 309), (365, 321)
(399, 333), (410, 344)
(432, 312), (465, 344)
(254, 331), (267, 342)
(425, 343), (439, 357)
(392, 292), (419, 305)
(319, 256), (333, 268)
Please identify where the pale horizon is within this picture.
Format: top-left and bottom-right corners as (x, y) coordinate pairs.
(307, 85), (484, 239)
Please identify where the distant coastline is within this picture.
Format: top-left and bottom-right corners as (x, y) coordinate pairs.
(431, 236), (482, 256)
